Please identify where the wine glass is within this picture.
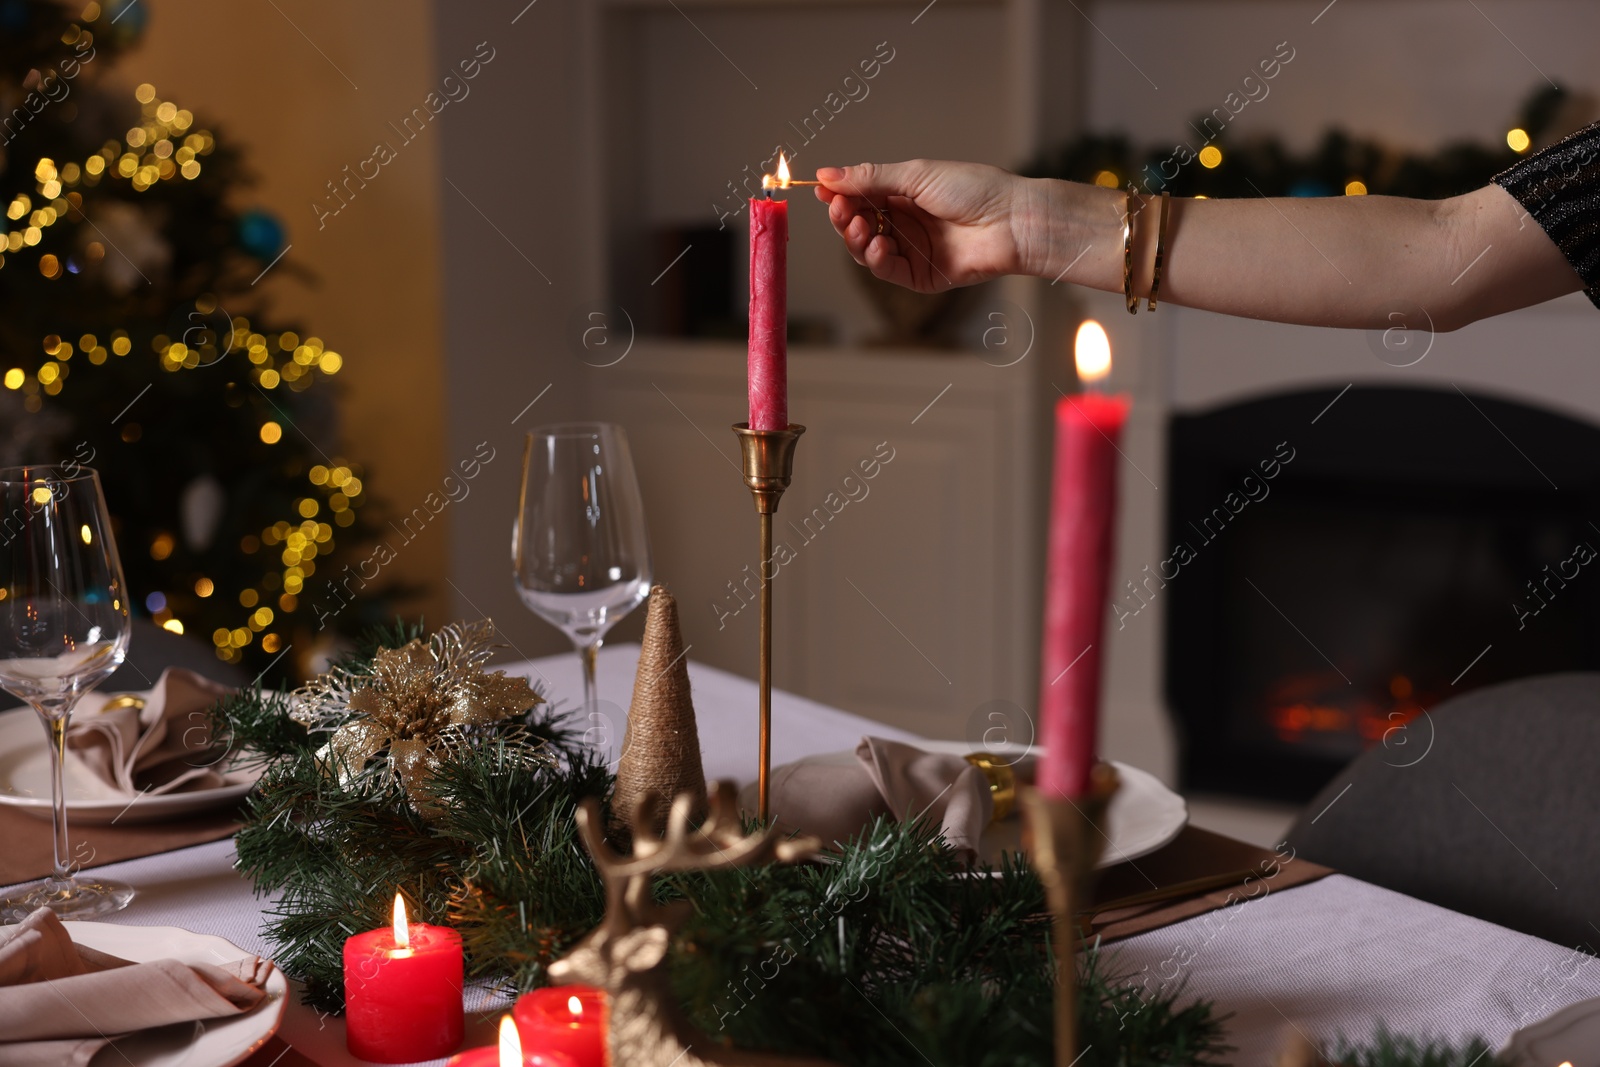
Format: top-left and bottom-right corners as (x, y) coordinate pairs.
(513, 423), (652, 718)
(0, 465), (134, 921)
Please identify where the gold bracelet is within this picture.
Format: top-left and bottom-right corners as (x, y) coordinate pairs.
(1147, 191), (1171, 311)
(1122, 190), (1138, 314)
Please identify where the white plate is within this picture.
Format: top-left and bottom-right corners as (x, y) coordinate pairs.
(0, 706), (261, 824)
(914, 744), (1189, 869)
(1501, 994), (1600, 1066)
(63, 921), (287, 1067)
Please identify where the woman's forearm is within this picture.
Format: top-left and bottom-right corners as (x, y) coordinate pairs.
(1020, 178), (1584, 331)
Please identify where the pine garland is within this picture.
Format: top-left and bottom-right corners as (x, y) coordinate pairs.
(1332, 1030), (1506, 1067)
(220, 622), (1512, 1067)
(1027, 84), (1572, 202)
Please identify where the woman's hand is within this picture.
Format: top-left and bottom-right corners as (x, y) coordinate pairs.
(814, 160), (1039, 293)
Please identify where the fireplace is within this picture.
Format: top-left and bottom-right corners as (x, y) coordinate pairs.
(1164, 385), (1600, 803)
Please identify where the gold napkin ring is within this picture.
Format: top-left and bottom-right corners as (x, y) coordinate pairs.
(963, 752), (1017, 822)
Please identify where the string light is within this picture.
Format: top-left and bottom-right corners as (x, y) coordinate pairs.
(2, 85), (215, 255)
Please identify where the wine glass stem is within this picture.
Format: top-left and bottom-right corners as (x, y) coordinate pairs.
(580, 641), (600, 719)
(42, 713), (73, 886)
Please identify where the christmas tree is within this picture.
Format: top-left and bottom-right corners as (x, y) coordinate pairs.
(0, 0), (388, 681)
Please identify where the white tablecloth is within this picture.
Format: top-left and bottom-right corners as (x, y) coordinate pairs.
(9, 644), (1600, 1065)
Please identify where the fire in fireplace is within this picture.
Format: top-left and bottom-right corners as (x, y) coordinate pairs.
(1165, 385), (1600, 803)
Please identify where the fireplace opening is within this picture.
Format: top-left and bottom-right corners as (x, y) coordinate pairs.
(1165, 385), (1600, 803)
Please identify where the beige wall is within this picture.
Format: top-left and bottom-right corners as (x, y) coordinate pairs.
(432, 0), (596, 661)
(123, 1), (450, 627)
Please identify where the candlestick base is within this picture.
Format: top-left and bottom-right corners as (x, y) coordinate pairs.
(1020, 764), (1120, 1067)
(731, 423), (805, 822)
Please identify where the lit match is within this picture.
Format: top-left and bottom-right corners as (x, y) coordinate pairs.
(761, 151), (823, 191)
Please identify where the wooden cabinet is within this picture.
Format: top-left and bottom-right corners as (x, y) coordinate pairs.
(596, 340), (1047, 738)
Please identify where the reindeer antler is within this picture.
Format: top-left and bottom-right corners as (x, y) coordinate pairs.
(574, 781), (820, 882)
(557, 782), (842, 1067)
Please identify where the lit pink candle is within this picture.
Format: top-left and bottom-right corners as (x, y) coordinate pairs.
(1037, 321), (1128, 797)
(747, 157), (790, 430)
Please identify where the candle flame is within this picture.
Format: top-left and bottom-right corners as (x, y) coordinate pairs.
(1074, 320), (1112, 384)
(392, 893), (410, 951)
(761, 151), (792, 191)
(499, 1016), (522, 1067)
(568, 995), (583, 1018)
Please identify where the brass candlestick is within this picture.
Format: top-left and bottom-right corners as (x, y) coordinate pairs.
(1021, 763), (1120, 1067)
(731, 422), (804, 822)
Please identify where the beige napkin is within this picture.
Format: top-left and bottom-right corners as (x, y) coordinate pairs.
(0, 907), (272, 1066)
(66, 668), (234, 795)
(745, 737), (995, 861)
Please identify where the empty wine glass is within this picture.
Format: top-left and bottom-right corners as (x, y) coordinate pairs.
(0, 465), (134, 921)
(513, 423), (652, 718)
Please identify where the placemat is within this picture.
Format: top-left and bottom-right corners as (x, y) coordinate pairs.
(0, 803), (241, 888)
(241, 1036), (323, 1066)
(1086, 825), (1333, 942)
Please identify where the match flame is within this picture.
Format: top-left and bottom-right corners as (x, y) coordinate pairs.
(1074, 320), (1112, 384)
(392, 893), (410, 952)
(568, 995), (583, 1018)
(762, 151), (792, 190)
(499, 1016), (522, 1067)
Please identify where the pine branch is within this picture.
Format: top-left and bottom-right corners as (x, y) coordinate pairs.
(1330, 1029), (1506, 1067)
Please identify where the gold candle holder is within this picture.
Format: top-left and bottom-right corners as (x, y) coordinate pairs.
(1020, 763), (1120, 1067)
(731, 422), (805, 822)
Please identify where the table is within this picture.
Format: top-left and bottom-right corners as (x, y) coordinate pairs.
(10, 644), (1600, 1065)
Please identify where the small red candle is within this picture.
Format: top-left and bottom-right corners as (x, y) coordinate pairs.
(344, 893), (465, 1062)
(1037, 321), (1129, 797)
(512, 986), (606, 1067)
(447, 1016), (578, 1067)
(747, 154), (790, 431)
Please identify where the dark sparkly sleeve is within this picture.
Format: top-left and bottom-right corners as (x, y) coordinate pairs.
(1493, 120), (1600, 309)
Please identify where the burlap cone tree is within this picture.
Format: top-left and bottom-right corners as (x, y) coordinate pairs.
(612, 585), (708, 836)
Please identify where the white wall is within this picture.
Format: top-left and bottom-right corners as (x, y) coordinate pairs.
(433, 0), (595, 661)
(1088, 1), (1599, 152)
(625, 4), (1014, 346)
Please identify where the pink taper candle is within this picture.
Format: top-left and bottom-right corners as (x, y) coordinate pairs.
(1037, 322), (1128, 797)
(747, 195), (789, 430)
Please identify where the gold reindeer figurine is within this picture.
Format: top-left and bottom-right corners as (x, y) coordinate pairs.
(549, 782), (838, 1067)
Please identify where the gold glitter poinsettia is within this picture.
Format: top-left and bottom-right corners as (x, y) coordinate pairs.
(290, 620), (542, 799)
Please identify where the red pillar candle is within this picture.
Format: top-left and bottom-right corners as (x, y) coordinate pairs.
(344, 894), (465, 1063)
(747, 193), (789, 430)
(447, 1016), (578, 1067)
(1037, 321), (1129, 797)
(512, 986), (606, 1067)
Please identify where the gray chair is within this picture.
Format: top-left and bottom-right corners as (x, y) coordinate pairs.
(1286, 672), (1600, 949)
(1, 619), (248, 711)
(101, 618), (250, 692)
